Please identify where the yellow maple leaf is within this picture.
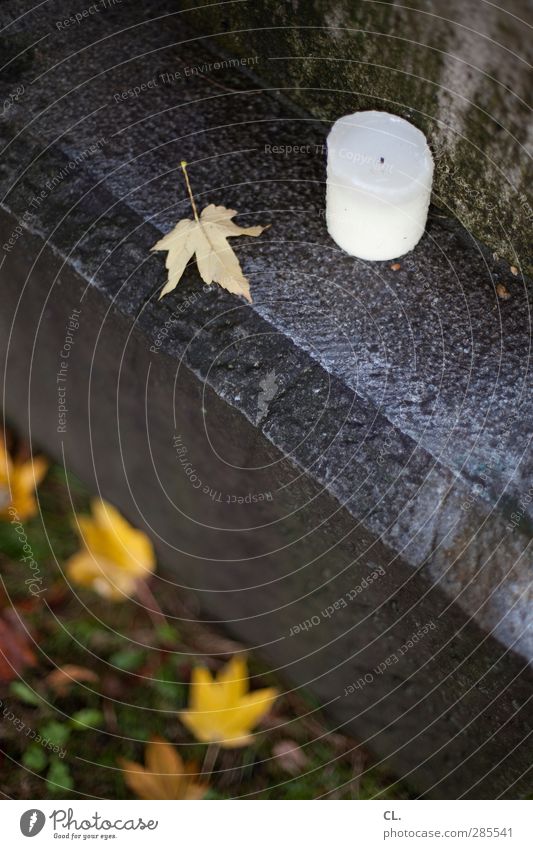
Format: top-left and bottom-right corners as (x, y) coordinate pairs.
(120, 737), (208, 800)
(179, 656), (278, 748)
(152, 161), (268, 303)
(0, 440), (48, 521)
(66, 499), (155, 601)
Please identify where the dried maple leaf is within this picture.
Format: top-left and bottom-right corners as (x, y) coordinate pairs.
(46, 664), (98, 697)
(0, 608), (36, 683)
(120, 736), (208, 800)
(152, 161), (268, 303)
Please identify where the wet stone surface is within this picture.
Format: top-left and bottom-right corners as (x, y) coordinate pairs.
(0, 0), (532, 798)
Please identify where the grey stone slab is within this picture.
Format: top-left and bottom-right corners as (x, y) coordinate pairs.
(0, 0), (532, 797)
(181, 0), (533, 275)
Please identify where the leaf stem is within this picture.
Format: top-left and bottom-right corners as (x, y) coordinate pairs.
(201, 743), (220, 778)
(135, 580), (171, 633)
(181, 160), (199, 223)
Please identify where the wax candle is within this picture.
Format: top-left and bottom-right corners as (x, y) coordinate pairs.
(326, 111), (434, 261)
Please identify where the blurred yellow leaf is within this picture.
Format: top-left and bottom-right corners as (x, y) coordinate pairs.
(0, 440), (48, 521)
(66, 499), (155, 601)
(152, 162), (268, 303)
(120, 737), (208, 800)
(179, 656), (278, 748)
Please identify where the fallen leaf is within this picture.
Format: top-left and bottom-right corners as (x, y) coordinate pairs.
(152, 161), (268, 303)
(66, 499), (156, 601)
(46, 664), (98, 697)
(510, 265), (518, 276)
(179, 655), (278, 748)
(390, 262), (401, 271)
(496, 283), (511, 301)
(120, 737), (208, 800)
(0, 439), (48, 521)
(272, 739), (309, 775)
(9, 680), (41, 705)
(0, 609), (36, 682)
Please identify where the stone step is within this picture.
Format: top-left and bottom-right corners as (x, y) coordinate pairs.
(0, 0), (531, 798)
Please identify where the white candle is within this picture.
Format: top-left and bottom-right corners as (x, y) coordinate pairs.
(326, 111), (434, 261)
